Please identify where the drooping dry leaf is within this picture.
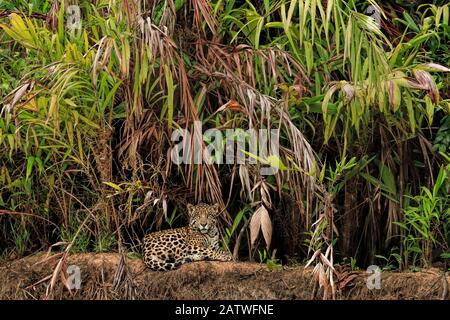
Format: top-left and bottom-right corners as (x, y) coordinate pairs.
(92, 36), (107, 87)
(46, 257), (65, 297)
(419, 63), (450, 72)
(239, 165), (252, 200)
(413, 69), (439, 103)
(342, 83), (355, 101)
(320, 253), (336, 271)
(260, 180), (271, 209)
(312, 263), (321, 281)
(250, 206), (272, 248)
(249, 206), (263, 247)
(3, 81), (33, 113)
(318, 263), (326, 288)
(162, 198), (167, 217)
(305, 249), (321, 268)
(259, 206), (272, 248)
(214, 101), (231, 114)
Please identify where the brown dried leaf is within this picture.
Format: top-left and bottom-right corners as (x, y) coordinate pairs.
(342, 83), (355, 101)
(46, 257), (64, 297)
(318, 264), (326, 288)
(259, 206), (272, 248)
(249, 206), (262, 247)
(320, 253), (336, 272)
(419, 63), (450, 72)
(239, 165), (252, 200)
(3, 81), (33, 113)
(305, 249), (321, 268)
(414, 69), (439, 103)
(250, 205), (271, 248)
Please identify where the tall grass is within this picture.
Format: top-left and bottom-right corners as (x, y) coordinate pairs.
(0, 0), (449, 297)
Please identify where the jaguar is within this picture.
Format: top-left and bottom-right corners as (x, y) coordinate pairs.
(142, 203), (233, 271)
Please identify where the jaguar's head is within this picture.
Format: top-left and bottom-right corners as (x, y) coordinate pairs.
(187, 203), (220, 234)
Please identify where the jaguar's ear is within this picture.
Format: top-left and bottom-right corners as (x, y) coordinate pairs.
(187, 204), (195, 216)
(211, 203), (220, 216)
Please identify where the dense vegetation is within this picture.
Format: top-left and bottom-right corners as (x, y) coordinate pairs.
(0, 0), (449, 297)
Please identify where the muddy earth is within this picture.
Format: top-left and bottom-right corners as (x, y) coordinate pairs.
(0, 253), (448, 300)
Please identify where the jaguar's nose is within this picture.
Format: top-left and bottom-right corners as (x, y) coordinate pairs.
(200, 223), (207, 228)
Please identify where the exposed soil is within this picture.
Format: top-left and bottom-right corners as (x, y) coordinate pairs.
(0, 253), (448, 300)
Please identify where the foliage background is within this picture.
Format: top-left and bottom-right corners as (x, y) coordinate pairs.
(0, 0), (449, 295)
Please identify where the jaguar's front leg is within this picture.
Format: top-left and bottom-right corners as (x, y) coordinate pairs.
(188, 247), (233, 262)
(213, 248), (233, 261)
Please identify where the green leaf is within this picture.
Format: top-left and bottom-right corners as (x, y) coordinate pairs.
(26, 156), (35, 181)
(103, 181), (123, 192)
(402, 12), (420, 33)
(404, 92), (416, 133)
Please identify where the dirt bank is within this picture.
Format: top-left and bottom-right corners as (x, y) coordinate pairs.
(0, 253), (448, 300)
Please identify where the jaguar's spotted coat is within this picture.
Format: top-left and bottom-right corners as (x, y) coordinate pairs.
(142, 203), (232, 271)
